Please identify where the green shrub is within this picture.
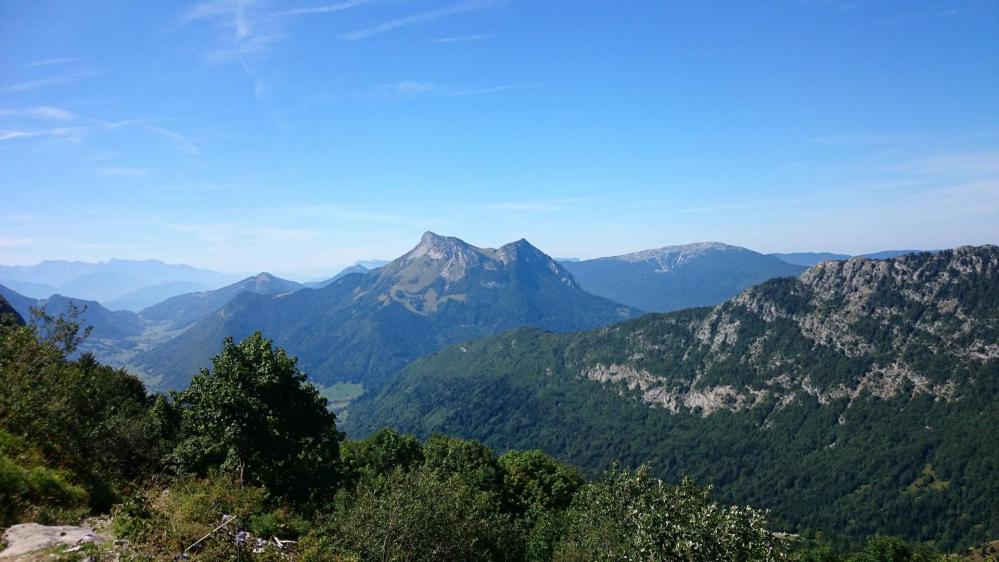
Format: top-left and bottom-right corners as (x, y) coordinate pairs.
(554, 465), (788, 562)
(299, 465), (521, 561)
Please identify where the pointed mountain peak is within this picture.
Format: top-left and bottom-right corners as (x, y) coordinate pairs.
(498, 238), (549, 260)
(421, 231), (447, 245)
(501, 238), (533, 249)
(233, 272), (300, 294)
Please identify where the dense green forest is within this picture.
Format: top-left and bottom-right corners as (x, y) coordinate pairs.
(0, 313), (974, 560)
(347, 247), (999, 552)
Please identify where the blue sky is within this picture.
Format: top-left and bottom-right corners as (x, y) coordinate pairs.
(1, 0), (997, 279)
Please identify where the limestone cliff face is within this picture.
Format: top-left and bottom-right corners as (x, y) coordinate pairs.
(580, 246), (999, 416)
(369, 232), (582, 314)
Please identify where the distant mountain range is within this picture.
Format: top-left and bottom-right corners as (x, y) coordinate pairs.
(0, 270), (304, 371)
(0, 241), (941, 396)
(0, 259), (240, 310)
(769, 249), (926, 267)
(104, 281), (214, 312)
(0, 285), (146, 360)
(346, 246), (999, 549)
(563, 242), (806, 312)
(139, 273), (302, 332)
(134, 232), (640, 391)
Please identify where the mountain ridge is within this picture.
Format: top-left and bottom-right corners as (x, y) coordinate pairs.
(346, 245), (999, 548)
(133, 232), (639, 391)
(562, 241), (806, 312)
(138, 272), (302, 331)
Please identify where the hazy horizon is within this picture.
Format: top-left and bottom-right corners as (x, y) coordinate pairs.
(0, 234), (971, 283)
(2, 0), (997, 278)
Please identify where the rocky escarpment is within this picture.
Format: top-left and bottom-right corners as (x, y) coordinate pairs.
(580, 246), (998, 417)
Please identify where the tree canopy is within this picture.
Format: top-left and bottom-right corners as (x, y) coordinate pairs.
(171, 331), (342, 504)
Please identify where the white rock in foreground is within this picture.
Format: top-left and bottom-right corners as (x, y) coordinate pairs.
(0, 523), (104, 558)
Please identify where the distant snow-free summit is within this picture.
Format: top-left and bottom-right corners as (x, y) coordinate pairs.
(562, 242), (806, 312)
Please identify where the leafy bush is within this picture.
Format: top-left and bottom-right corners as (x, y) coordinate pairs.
(0, 320), (167, 512)
(340, 427), (424, 484)
(299, 465), (521, 561)
(500, 449), (583, 516)
(423, 433), (504, 494)
(554, 465), (788, 561)
(171, 332), (342, 505)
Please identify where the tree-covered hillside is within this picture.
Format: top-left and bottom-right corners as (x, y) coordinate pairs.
(3, 321), (855, 561)
(347, 246), (999, 550)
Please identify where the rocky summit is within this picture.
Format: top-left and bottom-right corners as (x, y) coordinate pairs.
(134, 232), (639, 390)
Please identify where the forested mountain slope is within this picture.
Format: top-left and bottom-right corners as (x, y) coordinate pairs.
(563, 242), (805, 312)
(138, 272), (302, 331)
(0, 284), (144, 358)
(135, 232), (639, 391)
(347, 246), (999, 549)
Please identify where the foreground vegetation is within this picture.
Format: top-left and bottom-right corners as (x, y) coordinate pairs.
(0, 312), (985, 560)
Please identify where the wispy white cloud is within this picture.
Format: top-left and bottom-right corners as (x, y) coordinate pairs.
(278, 203), (400, 222)
(0, 73), (91, 94)
(24, 57), (80, 68)
(372, 80), (539, 100)
(375, 80), (443, 97)
(95, 167), (149, 178)
(829, 148), (999, 203)
(169, 221), (322, 245)
(429, 33), (491, 43)
(807, 133), (925, 145)
(905, 150), (999, 175)
(338, 0), (505, 41)
(178, 0), (277, 99)
(674, 203), (759, 214)
(0, 106), (76, 121)
(470, 197), (600, 215)
(274, 0), (369, 17)
(0, 238), (33, 248)
(144, 125), (201, 158)
(0, 127), (86, 142)
(177, 0), (369, 100)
